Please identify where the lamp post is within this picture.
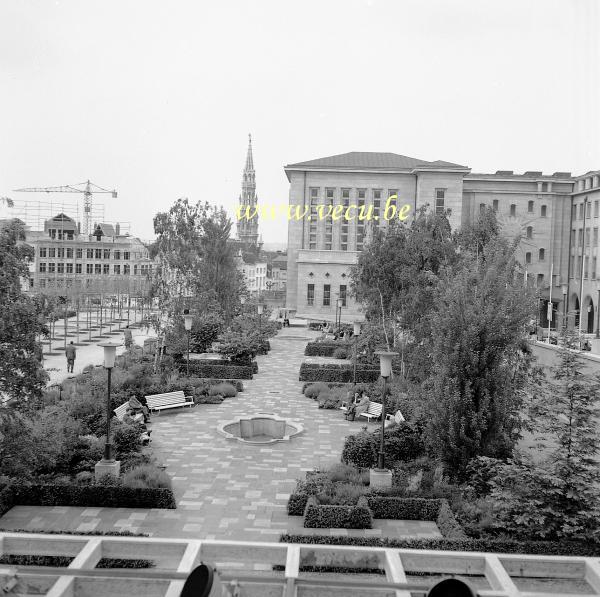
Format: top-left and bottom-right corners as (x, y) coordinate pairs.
(183, 309), (193, 376)
(373, 351), (398, 476)
(95, 341), (121, 478)
(352, 321), (362, 390)
(257, 303), (264, 334)
(596, 280), (600, 340)
(562, 283), (568, 331)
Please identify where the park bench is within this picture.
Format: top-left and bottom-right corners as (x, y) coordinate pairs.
(145, 390), (194, 414)
(358, 401), (383, 422)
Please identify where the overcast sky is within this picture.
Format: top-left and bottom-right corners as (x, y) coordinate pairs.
(1, 0), (598, 244)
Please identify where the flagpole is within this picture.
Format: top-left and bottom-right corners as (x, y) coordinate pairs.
(547, 263), (553, 344)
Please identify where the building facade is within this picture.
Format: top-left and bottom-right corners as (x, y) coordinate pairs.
(25, 213), (153, 296)
(284, 151), (600, 331)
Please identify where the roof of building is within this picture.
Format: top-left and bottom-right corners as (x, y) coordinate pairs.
(467, 171), (575, 181)
(285, 151), (468, 172)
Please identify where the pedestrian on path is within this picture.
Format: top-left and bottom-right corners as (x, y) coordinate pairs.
(65, 341), (76, 373)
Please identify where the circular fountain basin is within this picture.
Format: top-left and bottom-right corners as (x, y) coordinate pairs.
(218, 413), (304, 445)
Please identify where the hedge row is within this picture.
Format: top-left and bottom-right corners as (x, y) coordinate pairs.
(6, 484), (176, 510)
(188, 359), (258, 374)
(280, 534), (600, 556)
(299, 363), (379, 383)
(288, 492), (310, 516)
(183, 362), (254, 379)
(304, 342), (350, 357)
(303, 497), (372, 529)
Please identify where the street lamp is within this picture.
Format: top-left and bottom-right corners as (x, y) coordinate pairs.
(562, 283), (568, 331)
(374, 350), (398, 471)
(352, 321), (362, 389)
(257, 303), (264, 333)
(183, 309), (193, 376)
(596, 280), (600, 340)
(95, 340), (121, 478)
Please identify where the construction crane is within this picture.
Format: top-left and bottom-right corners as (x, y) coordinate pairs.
(14, 180), (117, 235)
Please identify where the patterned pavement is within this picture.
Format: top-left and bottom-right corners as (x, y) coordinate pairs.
(0, 325), (441, 541)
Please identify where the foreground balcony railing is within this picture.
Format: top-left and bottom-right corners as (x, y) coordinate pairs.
(1, 532), (600, 596)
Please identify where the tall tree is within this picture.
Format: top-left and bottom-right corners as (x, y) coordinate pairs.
(0, 220), (48, 405)
(426, 237), (535, 479)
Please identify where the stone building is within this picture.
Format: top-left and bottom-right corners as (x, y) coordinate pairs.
(283, 151), (600, 331)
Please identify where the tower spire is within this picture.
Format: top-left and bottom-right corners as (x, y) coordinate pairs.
(237, 133), (259, 247)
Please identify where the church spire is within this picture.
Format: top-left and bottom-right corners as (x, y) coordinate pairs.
(237, 133), (259, 247)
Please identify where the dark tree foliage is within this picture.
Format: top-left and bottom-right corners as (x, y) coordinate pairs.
(0, 220), (48, 405)
(426, 237), (535, 479)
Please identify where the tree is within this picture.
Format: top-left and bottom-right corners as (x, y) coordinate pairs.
(487, 333), (600, 540)
(426, 237), (535, 479)
(0, 220), (48, 405)
(455, 206), (500, 259)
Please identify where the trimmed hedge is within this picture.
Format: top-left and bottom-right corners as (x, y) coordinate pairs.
(305, 342), (350, 357)
(0, 485), (14, 517)
(190, 359), (258, 374)
(299, 363), (379, 383)
(288, 492), (310, 516)
(9, 484), (176, 509)
(303, 496), (372, 529)
(365, 496), (465, 539)
(184, 362), (254, 379)
(280, 534), (600, 557)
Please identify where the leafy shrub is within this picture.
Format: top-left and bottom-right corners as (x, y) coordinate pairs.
(194, 394), (224, 404)
(303, 496), (372, 529)
(0, 485), (14, 517)
(317, 392), (342, 409)
(464, 456), (505, 497)
(304, 382), (330, 399)
(122, 465), (171, 490)
(112, 420), (142, 458)
(208, 382), (237, 398)
(280, 534), (600, 555)
(327, 463), (369, 485)
(342, 423), (425, 469)
(332, 348), (349, 359)
(75, 471), (94, 485)
(299, 363), (379, 383)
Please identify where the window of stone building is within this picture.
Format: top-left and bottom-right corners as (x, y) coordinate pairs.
(578, 229), (583, 246)
(66, 263), (73, 274)
(526, 226), (533, 239)
(537, 274), (544, 286)
(586, 228), (591, 246)
(124, 251), (130, 260)
(587, 202), (592, 217)
(103, 249), (110, 259)
(342, 189), (350, 201)
(480, 203), (486, 213)
(595, 201), (599, 218)
(103, 264), (109, 274)
(593, 257), (597, 280)
(49, 247), (56, 258)
(76, 264), (82, 274)
(528, 200), (534, 213)
(541, 205), (547, 217)
(86, 264), (93, 274)
(114, 265), (121, 274)
(493, 200), (499, 212)
(541, 182), (549, 192)
(572, 204), (577, 220)
(39, 247), (46, 257)
(323, 284), (331, 306)
(579, 203), (584, 219)
(358, 189), (366, 200)
(510, 204), (516, 216)
(585, 256), (589, 278)
(435, 189), (445, 214)
(39, 263), (46, 273)
(570, 255), (575, 277)
(525, 252), (532, 264)
(87, 248), (93, 259)
(95, 249), (102, 259)
(57, 247), (64, 258)
(95, 264), (101, 274)
(310, 188), (319, 201)
(339, 285), (347, 306)
(594, 228), (599, 246)
(66, 247), (73, 258)
(577, 256), (582, 277)
(57, 262), (64, 273)
(307, 284), (314, 306)
(48, 263), (55, 273)
(539, 248), (545, 261)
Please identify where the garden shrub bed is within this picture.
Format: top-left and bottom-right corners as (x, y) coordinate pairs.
(280, 534), (600, 556)
(189, 359), (258, 374)
(304, 342), (351, 357)
(183, 362), (254, 379)
(303, 496), (372, 529)
(8, 484), (176, 510)
(299, 363), (379, 383)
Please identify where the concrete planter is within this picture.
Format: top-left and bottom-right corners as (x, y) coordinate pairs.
(369, 468), (393, 488)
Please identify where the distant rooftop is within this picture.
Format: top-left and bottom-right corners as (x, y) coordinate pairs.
(468, 170), (575, 180)
(285, 151), (468, 174)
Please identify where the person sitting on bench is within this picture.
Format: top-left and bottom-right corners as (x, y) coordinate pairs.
(346, 391), (369, 421)
(128, 395), (150, 423)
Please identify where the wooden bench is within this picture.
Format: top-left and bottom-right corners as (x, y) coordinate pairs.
(146, 390), (194, 414)
(358, 401), (383, 422)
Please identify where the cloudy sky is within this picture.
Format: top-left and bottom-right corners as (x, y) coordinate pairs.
(1, 0), (598, 244)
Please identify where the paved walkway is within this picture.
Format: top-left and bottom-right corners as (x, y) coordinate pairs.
(0, 325), (441, 541)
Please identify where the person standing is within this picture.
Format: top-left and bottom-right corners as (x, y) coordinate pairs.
(65, 341), (76, 373)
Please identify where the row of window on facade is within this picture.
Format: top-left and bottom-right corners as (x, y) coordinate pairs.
(38, 263), (152, 275)
(572, 200), (600, 221)
(572, 227), (600, 247)
(36, 278), (149, 289)
(38, 247), (142, 260)
(482, 201), (548, 217)
(306, 284), (347, 307)
(569, 255), (599, 280)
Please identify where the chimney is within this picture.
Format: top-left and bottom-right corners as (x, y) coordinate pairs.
(115, 223), (120, 235)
